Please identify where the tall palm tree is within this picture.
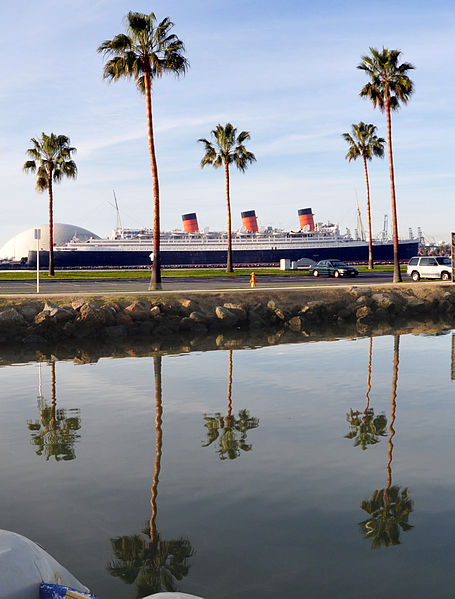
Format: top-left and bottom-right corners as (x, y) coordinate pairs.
(359, 335), (414, 548)
(342, 123), (385, 269)
(358, 47), (414, 282)
(98, 12), (188, 290)
(23, 133), (77, 276)
(198, 124), (256, 273)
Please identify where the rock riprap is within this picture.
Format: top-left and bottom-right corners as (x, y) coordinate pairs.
(0, 283), (454, 346)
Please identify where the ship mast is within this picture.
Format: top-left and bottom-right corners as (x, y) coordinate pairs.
(355, 191), (365, 241)
(113, 190), (124, 239)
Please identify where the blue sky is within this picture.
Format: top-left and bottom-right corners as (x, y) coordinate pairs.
(1, 0), (454, 245)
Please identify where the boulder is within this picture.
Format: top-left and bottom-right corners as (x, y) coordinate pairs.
(179, 298), (199, 313)
(76, 303), (116, 327)
(18, 304), (43, 322)
(300, 301), (328, 322)
(223, 303), (248, 321)
(215, 306), (239, 326)
(150, 305), (161, 317)
(47, 306), (75, 323)
(189, 311), (208, 324)
(404, 296), (428, 315)
(350, 287), (372, 299)
(116, 313), (133, 325)
(0, 308), (26, 327)
(34, 311), (50, 325)
(71, 299), (86, 311)
(124, 302), (149, 321)
(371, 293), (394, 311)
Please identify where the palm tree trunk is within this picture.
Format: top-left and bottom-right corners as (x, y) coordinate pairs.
(48, 167), (54, 276)
(363, 155), (374, 270)
(144, 70), (162, 291)
(224, 161), (233, 273)
(150, 355), (163, 543)
(385, 99), (402, 283)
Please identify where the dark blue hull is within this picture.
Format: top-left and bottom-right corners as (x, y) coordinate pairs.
(28, 240), (419, 268)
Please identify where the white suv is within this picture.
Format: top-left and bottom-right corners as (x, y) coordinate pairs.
(407, 256), (452, 281)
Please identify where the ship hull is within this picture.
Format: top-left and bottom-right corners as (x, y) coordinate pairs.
(28, 240), (419, 268)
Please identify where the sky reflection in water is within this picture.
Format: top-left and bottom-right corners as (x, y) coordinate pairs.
(1, 331), (455, 598)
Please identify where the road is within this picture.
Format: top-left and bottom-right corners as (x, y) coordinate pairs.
(0, 272), (414, 294)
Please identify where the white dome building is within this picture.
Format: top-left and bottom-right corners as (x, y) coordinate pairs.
(0, 224), (100, 261)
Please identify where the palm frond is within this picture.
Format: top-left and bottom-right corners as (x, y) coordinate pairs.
(358, 46), (414, 112)
(23, 160), (36, 173)
(99, 11), (188, 90)
(24, 132), (77, 191)
(199, 123), (256, 173)
(343, 122), (385, 162)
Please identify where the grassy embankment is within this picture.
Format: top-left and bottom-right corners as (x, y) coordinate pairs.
(0, 264), (404, 280)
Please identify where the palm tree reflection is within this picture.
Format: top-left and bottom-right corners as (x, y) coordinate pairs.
(359, 336), (414, 548)
(27, 361), (81, 461)
(202, 350), (259, 460)
(108, 356), (193, 597)
(108, 524), (193, 597)
(345, 337), (387, 450)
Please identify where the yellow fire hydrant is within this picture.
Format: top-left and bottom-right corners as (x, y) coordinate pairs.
(250, 272), (256, 288)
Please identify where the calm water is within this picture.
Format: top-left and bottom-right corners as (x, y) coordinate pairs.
(1, 330), (455, 598)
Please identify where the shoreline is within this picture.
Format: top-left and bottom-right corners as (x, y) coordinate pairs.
(0, 283), (454, 354)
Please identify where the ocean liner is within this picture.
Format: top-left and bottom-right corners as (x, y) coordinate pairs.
(27, 208), (419, 268)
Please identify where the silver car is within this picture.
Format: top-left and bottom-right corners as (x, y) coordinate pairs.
(407, 256), (452, 281)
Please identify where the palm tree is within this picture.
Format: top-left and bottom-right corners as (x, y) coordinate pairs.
(98, 12), (188, 290)
(26, 361), (81, 461)
(23, 133), (77, 276)
(359, 335), (414, 548)
(342, 123), (385, 269)
(358, 47), (414, 283)
(202, 350), (259, 459)
(198, 124), (256, 273)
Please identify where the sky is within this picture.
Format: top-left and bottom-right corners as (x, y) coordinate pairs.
(1, 0), (454, 246)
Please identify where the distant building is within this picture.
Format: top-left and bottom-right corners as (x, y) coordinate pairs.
(0, 224), (100, 261)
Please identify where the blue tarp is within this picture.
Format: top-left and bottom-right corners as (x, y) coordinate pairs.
(40, 582), (99, 599)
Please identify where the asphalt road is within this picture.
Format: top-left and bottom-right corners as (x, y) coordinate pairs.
(0, 271), (414, 294)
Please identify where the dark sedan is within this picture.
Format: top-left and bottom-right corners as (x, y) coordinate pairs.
(310, 259), (359, 278)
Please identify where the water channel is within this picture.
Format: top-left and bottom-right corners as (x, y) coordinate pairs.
(1, 327), (455, 598)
